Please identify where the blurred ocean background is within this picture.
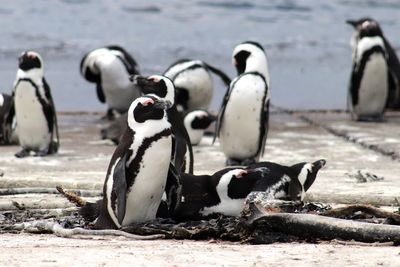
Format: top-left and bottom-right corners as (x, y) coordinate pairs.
(0, 0), (399, 112)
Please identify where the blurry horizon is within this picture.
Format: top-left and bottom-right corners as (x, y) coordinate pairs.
(0, 0), (399, 112)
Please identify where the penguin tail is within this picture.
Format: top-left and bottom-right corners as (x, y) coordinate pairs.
(79, 200), (102, 223)
(56, 186), (86, 207)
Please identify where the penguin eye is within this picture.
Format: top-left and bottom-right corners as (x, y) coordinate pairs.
(142, 99), (154, 106)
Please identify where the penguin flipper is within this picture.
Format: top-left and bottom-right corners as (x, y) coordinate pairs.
(43, 78), (59, 153)
(3, 94), (15, 144)
(112, 154), (128, 224)
(165, 163), (182, 216)
(259, 96), (270, 158)
(213, 83), (232, 143)
(203, 62), (231, 86)
(96, 76), (106, 103)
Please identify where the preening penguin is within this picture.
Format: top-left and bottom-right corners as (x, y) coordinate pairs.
(163, 59), (231, 112)
(80, 45), (141, 117)
(347, 18), (400, 110)
(94, 96), (175, 229)
(133, 75), (194, 174)
(347, 20), (390, 121)
(13, 51), (59, 157)
(215, 41), (270, 166)
(173, 167), (268, 220)
(183, 110), (216, 145)
(173, 159), (325, 220)
(247, 159), (326, 202)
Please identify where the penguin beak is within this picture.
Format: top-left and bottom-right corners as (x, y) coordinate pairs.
(313, 159), (326, 171)
(346, 19), (358, 28)
(153, 99), (172, 110)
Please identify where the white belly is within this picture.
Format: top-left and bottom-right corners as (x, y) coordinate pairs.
(14, 81), (50, 150)
(170, 67), (213, 110)
(100, 60), (140, 112)
(220, 75), (266, 159)
(355, 54), (388, 116)
(200, 198), (245, 217)
(121, 136), (171, 225)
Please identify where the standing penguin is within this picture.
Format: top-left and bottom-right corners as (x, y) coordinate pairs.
(163, 59), (231, 113)
(133, 75), (194, 174)
(215, 41), (270, 166)
(80, 45), (141, 118)
(183, 110), (216, 145)
(347, 20), (390, 121)
(347, 18), (400, 109)
(94, 96), (177, 229)
(13, 51), (59, 157)
(0, 93), (16, 144)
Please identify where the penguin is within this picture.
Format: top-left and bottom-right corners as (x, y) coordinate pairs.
(94, 96), (179, 229)
(173, 167), (268, 220)
(215, 41), (270, 166)
(347, 20), (390, 121)
(163, 59), (231, 112)
(13, 51), (59, 157)
(173, 159), (326, 220)
(247, 159), (326, 202)
(133, 75), (194, 174)
(347, 18), (400, 109)
(0, 93), (16, 144)
(80, 45), (141, 118)
(183, 110), (216, 145)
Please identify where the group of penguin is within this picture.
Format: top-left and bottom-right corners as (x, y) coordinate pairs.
(0, 17), (398, 230)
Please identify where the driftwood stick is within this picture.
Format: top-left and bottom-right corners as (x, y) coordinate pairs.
(0, 187), (101, 197)
(250, 210), (400, 243)
(12, 220), (165, 240)
(320, 204), (400, 223)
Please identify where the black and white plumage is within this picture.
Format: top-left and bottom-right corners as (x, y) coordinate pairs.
(80, 45), (141, 116)
(13, 51), (59, 157)
(183, 110), (216, 145)
(163, 59), (231, 112)
(0, 93), (16, 144)
(133, 75), (194, 174)
(173, 159), (326, 220)
(94, 96), (177, 229)
(347, 18), (400, 110)
(215, 41), (270, 166)
(347, 21), (390, 121)
(247, 159), (326, 202)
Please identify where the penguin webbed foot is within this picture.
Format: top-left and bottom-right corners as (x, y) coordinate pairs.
(15, 148), (30, 158)
(34, 149), (50, 157)
(241, 158), (257, 166)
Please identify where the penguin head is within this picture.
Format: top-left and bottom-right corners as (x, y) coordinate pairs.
(346, 18), (383, 53)
(288, 159), (326, 201)
(131, 75), (175, 105)
(217, 167), (267, 200)
(127, 95), (172, 130)
(232, 41), (269, 82)
(184, 110), (216, 130)
(18, 51), (43, 72)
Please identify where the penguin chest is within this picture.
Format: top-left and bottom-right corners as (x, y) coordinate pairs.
(122, 136), (171, 225)
(355, 54), (388, 116)
(220, 75), (267, 159)
(100, 60), (139, 111)
(175, 68), (213, 110)
(14, 81), (50, 149)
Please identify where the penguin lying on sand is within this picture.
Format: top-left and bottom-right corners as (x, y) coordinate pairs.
(163, 59), (231, 112)
(215, 41), (270, 166)
(173, 159), (326, 220)
(183, 110), (216, 145)
(13, 51), (59, 157)
(347, 18), (400, 110)
(80, 45), (141, 118)
(78, 96), (180, 229)
(346, 20), (391, 121)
